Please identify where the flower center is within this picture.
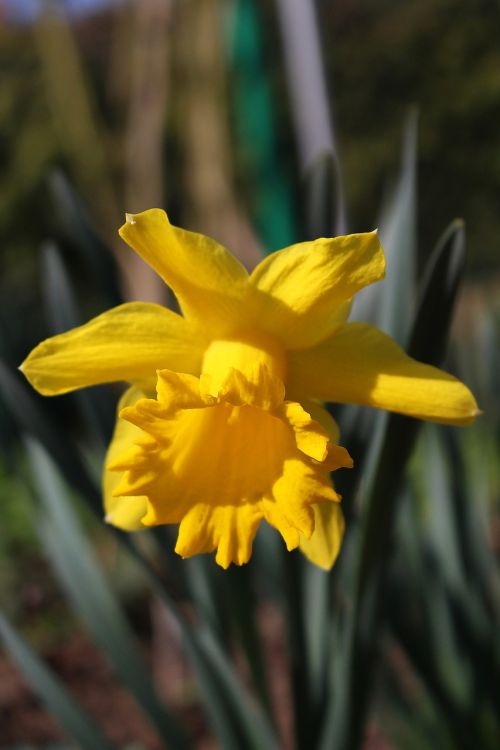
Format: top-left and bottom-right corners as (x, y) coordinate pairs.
(201, 330), (287, 408)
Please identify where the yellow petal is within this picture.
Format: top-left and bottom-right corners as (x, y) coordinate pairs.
(103, 386), (148, 531)
(299, 503), (345, 570)
(20, 302), (202, 396)
(112, 369), (350, 567)
(119, 209), (249, 337)
(249, 230), (384, 349)
(289, 322), (479, 425)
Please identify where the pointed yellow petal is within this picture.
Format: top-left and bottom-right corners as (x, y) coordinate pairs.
(103, 386), (148, 531)
(299, 503), (345, 570)
(289, 322), (479, 425)
(250, 231), (384, 349)
(20, 302), (202, 396)
(119, 209), (249, 336)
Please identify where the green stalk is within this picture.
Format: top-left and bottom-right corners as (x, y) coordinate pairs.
(282, 549), (318, 750)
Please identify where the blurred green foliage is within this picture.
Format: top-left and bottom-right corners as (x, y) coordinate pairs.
(320, 0), (500, 269)
(1, 0), (500, 273)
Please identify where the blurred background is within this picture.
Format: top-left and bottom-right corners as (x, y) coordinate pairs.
(0, 0), (499, 748)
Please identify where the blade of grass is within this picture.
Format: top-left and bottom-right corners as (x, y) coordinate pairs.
(48, 171), (122, 308)
(421, 425), (465, 590)
(26, 437), (191, 750)
(40, 241), (115, 447)
(282, 549), (319, 749)
(224, 564), (274, 722)
(351, 110), (417, 343)
(0, 613), (115, 750)
(302, 559), (330, 731)
(377, 109), (418, 345)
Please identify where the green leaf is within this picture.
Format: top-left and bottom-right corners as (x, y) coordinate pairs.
(40, 241), (115, 447)
(41, 241), (80, 333)
(282, 550), (315, 749)
(185, 555), (227, 642)
(408, 219), (465, 363)
(48, 170), (122, 308)
(303, 152), (342, 239)
(302, 562), (330, 706)
(26, 437), (190, 750)
(352, 109), (417, 344)
(421, 425), (465, 590)
(379, 109), (418, 344)
(136, 544), (278, 750)
(223, 564), (274, 721)
(187, 626), (278, 750)
(0, 613), (115, 750)
(0, 360), (102, 515)
(320, 215), (467, 750)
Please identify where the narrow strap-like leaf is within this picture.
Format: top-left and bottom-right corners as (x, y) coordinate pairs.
(0, 613), (115, 750)
(26, 438), (191, 750)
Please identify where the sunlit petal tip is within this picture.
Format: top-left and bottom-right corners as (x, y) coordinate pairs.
(282, 528), (301, 551)
(18, 342), (55, 396)
(119, 208), (165, 239)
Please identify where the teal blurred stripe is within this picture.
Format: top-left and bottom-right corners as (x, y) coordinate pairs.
(225, 0), (296, 252)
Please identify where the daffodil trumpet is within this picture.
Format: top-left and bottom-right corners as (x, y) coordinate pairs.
(21, 209), (478, 569)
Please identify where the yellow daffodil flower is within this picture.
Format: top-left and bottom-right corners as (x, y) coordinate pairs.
(21, 209), (478, 569)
